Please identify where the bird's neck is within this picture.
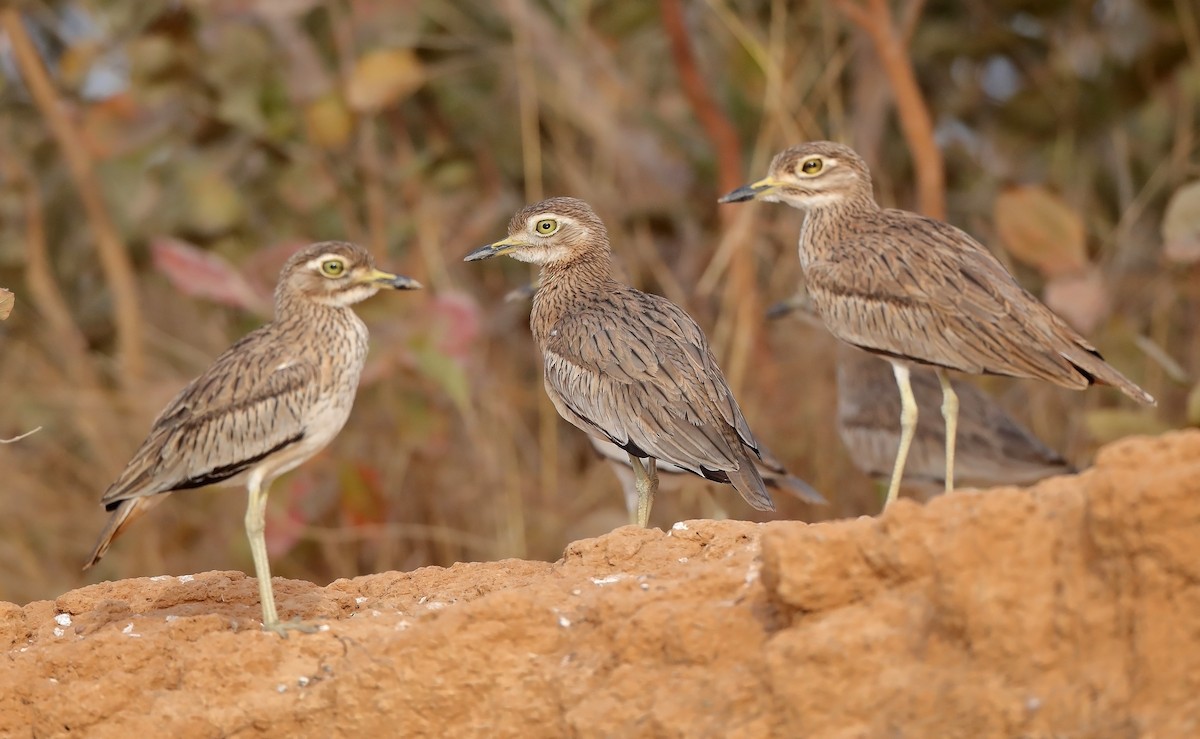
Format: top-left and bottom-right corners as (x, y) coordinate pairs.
(274, 295), (364, 337)
(531, 253), (614, 341)
(798, 192), (880, 267)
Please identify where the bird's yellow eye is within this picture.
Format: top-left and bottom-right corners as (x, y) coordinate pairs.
(800, 158), (823, 175)
(320, 258), (346, 277)
(534, 218), (559, 235)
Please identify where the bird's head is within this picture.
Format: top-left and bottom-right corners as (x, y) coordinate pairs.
(719, 141), (873, 210)
(464, 197), (609, 267)
(279, 241), (421, 308)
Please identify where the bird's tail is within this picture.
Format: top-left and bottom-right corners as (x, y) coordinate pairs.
(763, 473), (829, 506)
(750, 442), (828, 506)
(83, 495), (167, 570)
(1061, 345), (1156, 406)
(727, 458), (775, 512)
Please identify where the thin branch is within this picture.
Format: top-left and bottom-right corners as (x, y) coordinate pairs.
(6, 157), (122, 464)
(899, 0), (928, 43)
(661, 0), (761, 392)
(1, 8), (145, 381)
(661, 0), (744, 204)
(835, 0), (945, 219)
(0, 427), (42, 444)
(328, 3), (388, 257)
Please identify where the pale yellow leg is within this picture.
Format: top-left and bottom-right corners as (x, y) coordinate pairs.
(622, 479), (640, 526)
(245, 472), (314, 637)
(936, 368), (959, 495)
(629, 455), (659, 528)
(885, 363), (918, 510)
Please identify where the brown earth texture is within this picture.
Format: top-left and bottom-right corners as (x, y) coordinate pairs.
(3, 430), (1200, 738)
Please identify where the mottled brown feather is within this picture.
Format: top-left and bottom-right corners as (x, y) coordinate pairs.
(85, 241), (410, 569)
(749, 142), (1154, 406)
(499, 197), (776, 511)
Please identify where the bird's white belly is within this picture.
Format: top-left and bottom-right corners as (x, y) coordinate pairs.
(255, 393), (355, 483)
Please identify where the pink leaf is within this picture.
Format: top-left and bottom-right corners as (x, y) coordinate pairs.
(151, 237), (272, 315)
(427, 291), (481, 361)
(241, 239), (311, 294)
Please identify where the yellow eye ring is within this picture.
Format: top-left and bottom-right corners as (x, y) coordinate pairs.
(534, 218), (559, 235)
(800, 158), (823, 175)
(320, 259), (346, 277)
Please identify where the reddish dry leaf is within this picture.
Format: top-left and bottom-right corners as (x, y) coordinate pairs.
(241, 240), (312, 292)
(345, 48), (424, 113)
(1162, 180), (1200, 265)
(1043, 265), (1109, 335)
(993, 185), (1089, 278)
(151, 237), (272, 315)
(428, 291), (482, 361)
(0, 288), (12, 320)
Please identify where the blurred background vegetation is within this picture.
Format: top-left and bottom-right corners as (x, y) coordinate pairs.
(0, 0), (1196, 605)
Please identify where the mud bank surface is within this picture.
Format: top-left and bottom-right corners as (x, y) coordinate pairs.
(3, 431), (1199, 738)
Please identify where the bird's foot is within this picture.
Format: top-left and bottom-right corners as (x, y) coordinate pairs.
(262, 617), (321, 638)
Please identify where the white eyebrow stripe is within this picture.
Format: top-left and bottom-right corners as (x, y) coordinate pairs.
(306, 253), (346, 269)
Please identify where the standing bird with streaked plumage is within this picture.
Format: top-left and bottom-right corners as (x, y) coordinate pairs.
(768, 293), (1076, 497)
(722, 141), (1154, 509)
(466, 197), (807, 527)
(84, 242), (421, 636)
(834, 342), (1076, 494)
(503, 282), (827, 521)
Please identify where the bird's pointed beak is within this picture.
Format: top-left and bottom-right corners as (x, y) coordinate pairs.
(464, 237), (519, 262)
(365, 269), (422, 290)
(764, 299), (797, 321)
(718, 177), (778, 203)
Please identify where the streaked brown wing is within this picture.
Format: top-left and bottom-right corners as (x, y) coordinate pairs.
(807, 212), (1099, 387)
(100, 325), (320, 505)
(541, 292), (761, 481)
